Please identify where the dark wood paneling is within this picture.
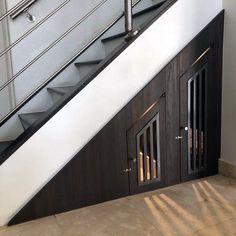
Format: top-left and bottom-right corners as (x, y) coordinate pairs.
(165, 60), (180, 186)
(9, 11), (224, 225)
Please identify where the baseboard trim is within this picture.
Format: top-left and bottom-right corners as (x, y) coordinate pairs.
(219, 159), (236, 179)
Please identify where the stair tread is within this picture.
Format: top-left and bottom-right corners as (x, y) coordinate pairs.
(133, 1), (166, 18)
(101, 32), (127, 43)
(75, 59), (103, 67)
(47, 86), (74, 96)
(19, 112), (46, 130)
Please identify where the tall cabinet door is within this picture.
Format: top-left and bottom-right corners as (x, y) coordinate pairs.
(179, 50), (219, 182)
(127, 95), (167, 195)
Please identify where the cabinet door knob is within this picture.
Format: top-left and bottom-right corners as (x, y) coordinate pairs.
(180, 126), (188, 131)
(123, 168), (132, 173)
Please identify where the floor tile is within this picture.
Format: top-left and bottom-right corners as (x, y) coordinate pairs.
(0, 175), (236, 236)
(55, 200), (163, 236)
(0, 216), (62, 236)
(192, 216), (236, 236)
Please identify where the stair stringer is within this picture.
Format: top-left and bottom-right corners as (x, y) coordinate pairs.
(0, 0), (223, 226)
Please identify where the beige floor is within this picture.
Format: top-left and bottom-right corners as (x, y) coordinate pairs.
(0, 175), (236, 236)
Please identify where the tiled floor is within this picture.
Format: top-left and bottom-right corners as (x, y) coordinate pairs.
(1, 175), (236, 236)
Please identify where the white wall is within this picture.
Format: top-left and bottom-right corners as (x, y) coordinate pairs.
(221, 0), (236, 166)
(0, 0), (223, 226)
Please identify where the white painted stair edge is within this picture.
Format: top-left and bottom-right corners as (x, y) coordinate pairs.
(0, 0), (223, 226)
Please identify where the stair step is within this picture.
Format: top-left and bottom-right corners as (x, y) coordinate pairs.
(0, 141), (13, 154)
(74, 59), (103, 67)
(133, 1), (166, 18)
(75, 59), (104, 78)
(47, 86), (74, 96)
(101, 32), (126, 43)
(19, 112), (46, 131)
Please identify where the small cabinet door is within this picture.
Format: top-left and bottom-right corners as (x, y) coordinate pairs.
(127, 95), (167, 194)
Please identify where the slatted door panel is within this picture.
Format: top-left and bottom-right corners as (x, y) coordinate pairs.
(136, 114), (161, 184)
(127, 96), (166, 194)
(187, 67), (207, 174)
(180, 62), (208, 181)
(180, 48), (219, 181)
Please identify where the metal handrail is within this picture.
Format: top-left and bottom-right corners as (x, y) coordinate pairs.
(10, 0), (38, 19)
(0, 0), (32, 21)
(0, 0), (142, 126)
(0, 0), (72, 58)
(0, 0), (109, 92)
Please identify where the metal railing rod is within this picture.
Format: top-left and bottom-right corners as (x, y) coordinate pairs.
(0, 0), (142, 127)
(0, 0), (72, 58)
(10, 0), (38, 19)
(0, 0), (31, 21)
(0, 0), (109, 92)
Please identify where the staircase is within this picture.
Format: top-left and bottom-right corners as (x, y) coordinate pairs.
(0, 0), (170, 164)
(0, 0), (223, 227)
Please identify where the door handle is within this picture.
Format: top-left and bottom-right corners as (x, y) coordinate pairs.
(175, 136), (183, 140)
(123, 168), (132, 173)
(180, 126), (188, 131)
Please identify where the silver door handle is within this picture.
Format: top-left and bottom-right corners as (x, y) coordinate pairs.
(175, 136), (183, 140)
(123, 168), (132, 173)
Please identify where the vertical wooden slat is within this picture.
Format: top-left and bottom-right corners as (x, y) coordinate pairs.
(156, 113), (161, 179)
(201, 68), (206, 169)
(146, 128), (151, 180)
(137, 134), (143, 183)
(150, 124), (154, 179)
(188, 79), (193, 173)
(195, 75), (199, 169)
(143, 130), (147, 181)
(152, 119), (158, 179)
(193, 76), (197, 171)
(198, 72), (203, 169)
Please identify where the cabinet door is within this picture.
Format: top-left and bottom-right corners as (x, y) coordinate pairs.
(127, 95), (167, 194)
(180, 50), (219, 181)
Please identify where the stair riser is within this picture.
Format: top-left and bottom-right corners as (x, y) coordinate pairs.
(132, 0), (154, 14)
(48, 92), (64, 105)
(102, 18), (125, 40)
(76, 41), (106, 63)
(133, 10), (157, 28)
(76, 64), (100, 79)
(102, 37), (125, 56)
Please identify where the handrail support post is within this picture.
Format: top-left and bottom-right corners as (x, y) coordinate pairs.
(124, 0), (139, 41)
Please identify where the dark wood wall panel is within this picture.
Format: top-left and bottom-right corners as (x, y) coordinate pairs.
(9, 11), (224, 225)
